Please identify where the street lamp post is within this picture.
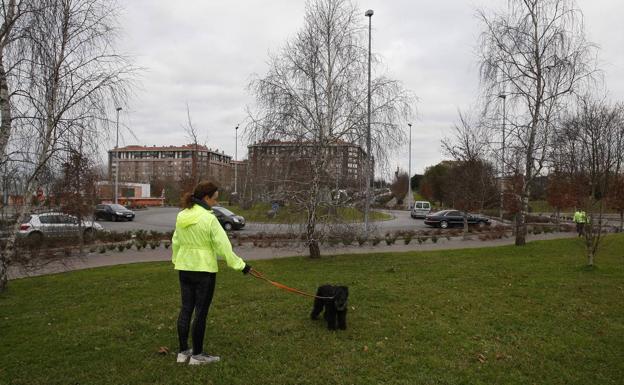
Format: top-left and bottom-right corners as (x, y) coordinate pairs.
(498, 94), (506, 221)
(114, 107), (122, 204)
(407, 122), (413, 210)
(234, 125), (239, 194)
(364, 9), (373, 235)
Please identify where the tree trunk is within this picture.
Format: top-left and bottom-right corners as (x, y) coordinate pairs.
(1, 192), (35, 292)
(515, 195), (529, 246)
(586, 248), (594, 267)
(0, 0), (16, 163)
(308, 239), (320, 259)
(0, 58), (11, 163)
(306, 154), (323, 259)
(0, 251), (9, 292)
(462, 214), (468, 239)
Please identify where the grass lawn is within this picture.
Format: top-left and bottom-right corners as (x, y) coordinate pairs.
(221, 202), (393, 224)
(528, 200), (621, 215)
(2, 236), (624, 385)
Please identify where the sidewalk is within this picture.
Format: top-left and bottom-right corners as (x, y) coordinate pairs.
(8, 232), (578, 280)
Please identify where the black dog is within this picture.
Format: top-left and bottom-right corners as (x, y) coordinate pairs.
(310, 285), (349, 330)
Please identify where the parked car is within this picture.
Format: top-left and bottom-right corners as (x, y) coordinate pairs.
(212, 206), (245, 231)
(17, 212), (104, 242)
(94, 203), (135, 222)
(410, 201), (432, 219)
(424, 210), (491, 229)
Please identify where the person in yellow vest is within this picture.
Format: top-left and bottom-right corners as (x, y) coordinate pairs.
(172, 181), (252, 365)
(573, 209), (587, 237)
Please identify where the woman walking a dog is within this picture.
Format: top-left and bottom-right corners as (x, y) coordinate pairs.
(172, 181), (252, 365)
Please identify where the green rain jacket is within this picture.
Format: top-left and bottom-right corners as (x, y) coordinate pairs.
(573, 211), (587, 224)
(172, 204), (246, 272)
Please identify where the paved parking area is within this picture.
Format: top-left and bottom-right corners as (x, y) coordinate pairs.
(98, 207), (500, 234)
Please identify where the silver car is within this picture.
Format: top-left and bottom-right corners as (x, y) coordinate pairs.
(18, 212), (104, 242)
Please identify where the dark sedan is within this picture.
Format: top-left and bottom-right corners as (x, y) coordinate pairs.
(424, 210), (491, 229)
(94, 203), (135, 222)
(212, 206), (245, 231)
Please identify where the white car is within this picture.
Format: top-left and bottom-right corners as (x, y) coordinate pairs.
(410, 201), (432, 219)
(18, 212), (104, 242)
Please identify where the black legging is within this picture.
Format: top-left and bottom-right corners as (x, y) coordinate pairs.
(177, 270), (216, 355)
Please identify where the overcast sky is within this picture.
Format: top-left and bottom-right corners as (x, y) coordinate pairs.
(113, 0), (624, 179)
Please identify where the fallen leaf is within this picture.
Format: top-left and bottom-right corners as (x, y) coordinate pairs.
(157, 346), (169, 355)
(363, 345), (369, 352)
(477, 353), (486, 363)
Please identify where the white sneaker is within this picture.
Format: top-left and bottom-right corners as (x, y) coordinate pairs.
(189, 353), (221, 365)
(176, 349), (192, 363)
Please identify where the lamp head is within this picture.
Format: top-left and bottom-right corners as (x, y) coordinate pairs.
(365, 9), (374, 17)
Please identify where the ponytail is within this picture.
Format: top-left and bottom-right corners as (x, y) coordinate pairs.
(181, 192), (194, 209)
(180, 181), (219, 209)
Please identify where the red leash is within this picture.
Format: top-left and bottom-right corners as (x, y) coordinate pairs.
(249, 269), (334, 300)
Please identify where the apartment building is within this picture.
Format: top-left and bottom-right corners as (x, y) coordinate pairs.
(108, 144), (233, 187)
(246, 139), (370, 199)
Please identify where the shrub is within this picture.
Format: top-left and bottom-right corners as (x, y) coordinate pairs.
(99, 246), (106, 253)
(117, 244), (125, 252)
(403, 232), (413, 245)
(417, 236), (427, 244)
(163, 241), (171, 249)
(431, 235), (438, 243)
(107, 243), (116, 251)
(328, 236), (340, 247)
(371, 236), (381, 246)
(342, 233), (355, 246)
(385, 233), (397, 245)
(125, 242), (133, 250)
(357, 236), (367, 246)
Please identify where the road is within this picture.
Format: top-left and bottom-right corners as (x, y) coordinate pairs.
(99, 207), (441, 234)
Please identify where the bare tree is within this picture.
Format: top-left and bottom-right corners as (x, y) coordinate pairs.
(54, 127), (100, 253)
(390, 168), (409, 205)
(0, 0), (136, 291)
(247, 0), (412, 258)
(182, 102), (201, 191)
(609, 176), (624, 231)
(555, 96), (624, 265)
(0, 0), (32, 165)
(442, 110), (497, 236)
(442, 110), (491, 163)
(478, 0), (596, 246)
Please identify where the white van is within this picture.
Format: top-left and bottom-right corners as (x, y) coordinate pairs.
(410, 201), (432, 219)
